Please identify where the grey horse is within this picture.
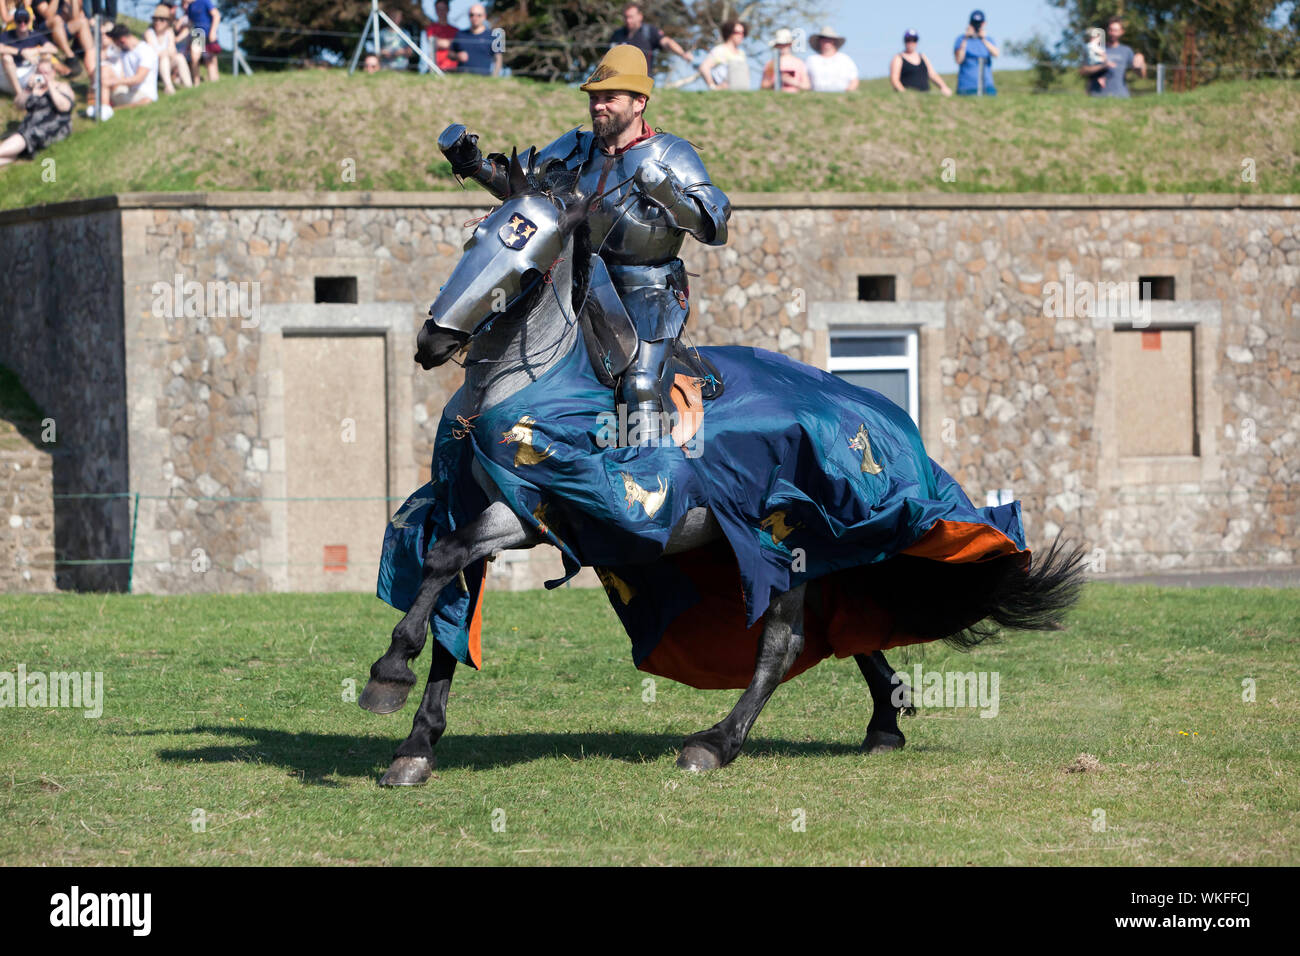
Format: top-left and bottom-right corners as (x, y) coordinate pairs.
(358, 161), (1083, 786)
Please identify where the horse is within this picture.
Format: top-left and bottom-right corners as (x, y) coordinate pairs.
(359, 154), (1084, 786)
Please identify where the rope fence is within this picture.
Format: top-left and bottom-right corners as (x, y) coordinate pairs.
(8, 488), (1295, 587)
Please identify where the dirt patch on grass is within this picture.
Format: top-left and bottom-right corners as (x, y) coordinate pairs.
(1064, 753), (1105, 773)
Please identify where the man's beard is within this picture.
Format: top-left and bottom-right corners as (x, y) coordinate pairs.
(592, 108), (636, 140)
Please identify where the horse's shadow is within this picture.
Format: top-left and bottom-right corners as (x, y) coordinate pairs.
(131, 724), (907, 785)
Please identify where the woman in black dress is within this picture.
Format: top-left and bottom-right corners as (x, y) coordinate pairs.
(0, 55), (73, 167)
(889, 30), (953, 96)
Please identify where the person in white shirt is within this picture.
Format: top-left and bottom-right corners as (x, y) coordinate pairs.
(698, 19), (749, 90)
(95, 23), (159, 113)
(806, 25), (858, 92)
(144, 3), (191, 95)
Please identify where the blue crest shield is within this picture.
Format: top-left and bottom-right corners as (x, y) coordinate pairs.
(499, 214), (539, 250)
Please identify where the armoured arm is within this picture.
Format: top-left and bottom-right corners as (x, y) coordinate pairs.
(438, 123), (511, 199)
(634, 145), (731, 246)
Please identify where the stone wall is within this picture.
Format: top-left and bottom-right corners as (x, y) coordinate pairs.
(0, 207), (129, 591)
(0, 192), (1295, 591)
(0, 447), (55, 591)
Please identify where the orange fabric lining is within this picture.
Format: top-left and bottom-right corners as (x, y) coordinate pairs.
(900, 518), (1024, 563)
(467, 564), (487, 668)
(669, 373), (704, 450)
(639, 519), (1029, 690)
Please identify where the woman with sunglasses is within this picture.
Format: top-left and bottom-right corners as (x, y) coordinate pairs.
(144, 3), (191, 94)
(890, 29), (952, 96)
(698, 19), (748, 90)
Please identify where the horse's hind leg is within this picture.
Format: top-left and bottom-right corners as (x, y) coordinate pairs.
(677, 583), (806, 772)
(856, 651), (910, 754)
(360, 501), (534, 715)
(379, 642), (457, 787)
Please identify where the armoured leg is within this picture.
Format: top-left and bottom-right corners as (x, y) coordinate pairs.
(618, 338), (674, 446)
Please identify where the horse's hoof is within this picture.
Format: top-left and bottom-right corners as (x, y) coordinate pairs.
(358, 679), (414, 714)
(677, 743), (724, 772)
(379, 756), (434, 787)
(862, 730), (906, 754)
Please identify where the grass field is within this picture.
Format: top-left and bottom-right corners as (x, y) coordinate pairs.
(0, 583), (1296, 866)
(1, 69), (1296, 209)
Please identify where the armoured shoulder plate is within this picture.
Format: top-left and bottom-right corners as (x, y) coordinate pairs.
(535, 127), (593, 173)
(642, 134), (713, 189)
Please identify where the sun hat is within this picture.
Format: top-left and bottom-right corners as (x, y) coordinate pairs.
(579, 44), (654, 98)
(769, 28), (795, 48)
(810, 26), (846, 49)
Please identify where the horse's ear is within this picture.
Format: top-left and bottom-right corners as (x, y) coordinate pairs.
(507, 147), (529, 196)
(560, 194), (590, 234)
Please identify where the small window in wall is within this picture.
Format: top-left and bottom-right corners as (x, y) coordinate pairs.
(828, 329), (918, 423)
(1139, 276), (1175, 301)
(315, 276), (358, 303)
(1112, 327), (1197, 456)
(857, 275), (896, 302)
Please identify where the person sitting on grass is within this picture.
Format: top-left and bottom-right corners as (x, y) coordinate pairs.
(89, 22), (159, 117)
(29, 0), (94, 76)
(0, 54), (72, 168)
(0, 6), (59, 97)
(144, 3), (191, 95)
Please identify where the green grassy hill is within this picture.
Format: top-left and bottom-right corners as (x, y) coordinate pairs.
(1, 69), (1296, 208)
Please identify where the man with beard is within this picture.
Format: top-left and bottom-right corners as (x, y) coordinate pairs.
(437, 45), (730, 445)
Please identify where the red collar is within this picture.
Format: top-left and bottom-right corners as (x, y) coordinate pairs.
(601, 120), (655, 156)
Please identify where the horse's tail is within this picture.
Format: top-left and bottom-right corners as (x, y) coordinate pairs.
(871, 537), (1088, 650)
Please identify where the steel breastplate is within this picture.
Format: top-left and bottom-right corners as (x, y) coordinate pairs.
(575, 137), (687, 266)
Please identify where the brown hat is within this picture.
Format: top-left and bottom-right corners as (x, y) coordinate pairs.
(151, 4), (172, 19)
(579, 45), (654, 98)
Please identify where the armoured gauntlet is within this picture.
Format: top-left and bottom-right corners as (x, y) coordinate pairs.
(438, 123), (511, 198)
(634, 161), (710, 241)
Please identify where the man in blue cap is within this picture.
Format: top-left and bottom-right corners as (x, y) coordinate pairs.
(954, 9), (998, 95)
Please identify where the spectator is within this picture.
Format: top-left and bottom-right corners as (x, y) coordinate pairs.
(424, 0), (457, 73)
(806, 25), (857, 92)
(362, 52), (379, 74)
(144, 3), (190, 94)
(891, 29), (952, 95)
(183, 0), (218, 84)
(760, 28), (808, 92)
(610, 2), (692, 74)
(954, 9), (998, 95)
(378, 7), (411, 71)
(698, 19), (747, 90)
(91, 22), (159, 115)
(0, 6), (59, 97)
(0, 54), (72, 167)
(1082, 15), (1146, 98)
(29, 0), (93, 76)
(452, 4), (500, 77)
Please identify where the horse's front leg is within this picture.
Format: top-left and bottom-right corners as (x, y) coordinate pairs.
(677, 583), (807, 771)
(360, 500), (535, 715)
(379, 642), (457, 786)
